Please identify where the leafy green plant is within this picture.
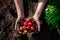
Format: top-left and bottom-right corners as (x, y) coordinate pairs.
(44, 3), (60, 30)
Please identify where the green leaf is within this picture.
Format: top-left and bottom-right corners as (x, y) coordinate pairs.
(17, 24), (21, 27)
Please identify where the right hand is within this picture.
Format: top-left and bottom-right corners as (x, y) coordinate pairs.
(15, 16), (24, 33)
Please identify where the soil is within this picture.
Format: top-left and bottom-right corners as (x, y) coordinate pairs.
(0, 0), (60, 40)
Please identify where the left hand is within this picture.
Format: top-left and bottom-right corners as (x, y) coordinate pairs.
(33, 16), (41, 32)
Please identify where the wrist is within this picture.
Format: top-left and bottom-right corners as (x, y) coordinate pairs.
(33, 12), (41, 20)
(33, 16), (39, 21)
(18, 15), (24, 19)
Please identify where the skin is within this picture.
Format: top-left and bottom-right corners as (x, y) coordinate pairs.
(14, 0), (47, 33)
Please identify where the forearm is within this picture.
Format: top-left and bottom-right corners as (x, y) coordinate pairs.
(14, 0), (24, 18)
(33, 0), (47, 19)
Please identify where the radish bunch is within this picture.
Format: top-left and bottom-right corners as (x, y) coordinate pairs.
(17, 18), (37, 34)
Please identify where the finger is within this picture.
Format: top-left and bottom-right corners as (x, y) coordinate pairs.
(15, 20), (19, 31)
(30, 31), (38, 34)
(35, 20), (40, 32)
(15, 22), (21, 34)
(15, 22), (17, 30)
(15, 19), (18, 30)
(30, 32), (34, 34)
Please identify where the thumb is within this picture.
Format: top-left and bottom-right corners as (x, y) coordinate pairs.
(15, 20), (19, 31)
(35, 20), (41, 32)
(15, 22), (17, 30)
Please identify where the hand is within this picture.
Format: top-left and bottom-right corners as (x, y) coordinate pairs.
(33, 16), (41, 32)
(15, 16), (24, 33)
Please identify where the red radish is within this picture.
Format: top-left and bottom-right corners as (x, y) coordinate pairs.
(24, 18), (31, 22)
(23, 32), (27, 34)
(27, 26), (31, 30)
(23, 26), (27, 29)
(24, 18), (27, 20)
(31, 18), (34, 22)
(28, 22), (32, 26)
(21, 22), (24, 25)
(23, 22), (27, 26)
(31, 26), (35, 31)
(20, 26), (23, 31)
(23, 30), (28, 34)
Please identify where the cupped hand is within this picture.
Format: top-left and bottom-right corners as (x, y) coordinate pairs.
(15, 16), (24, 33)
(33, 17), (41, 32)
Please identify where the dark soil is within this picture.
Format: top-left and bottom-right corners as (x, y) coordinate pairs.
(0, 0), (60, 40)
